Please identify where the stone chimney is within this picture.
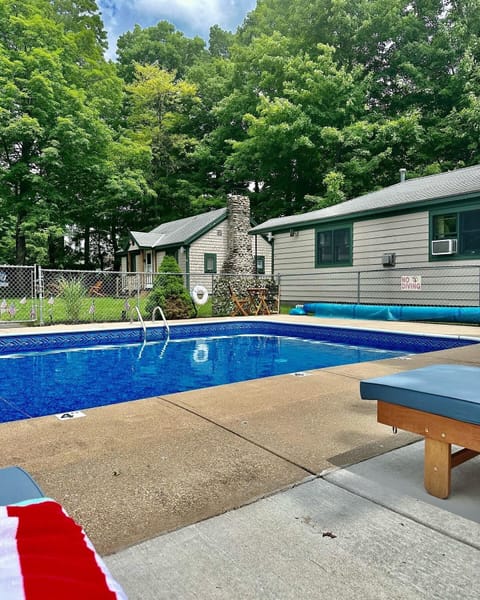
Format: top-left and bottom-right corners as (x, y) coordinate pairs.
(221, 194), (254, 274)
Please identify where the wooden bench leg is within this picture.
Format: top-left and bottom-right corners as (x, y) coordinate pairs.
(424, 438), (451, 499)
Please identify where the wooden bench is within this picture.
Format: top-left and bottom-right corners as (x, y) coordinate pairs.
(360, 364), (480, 499)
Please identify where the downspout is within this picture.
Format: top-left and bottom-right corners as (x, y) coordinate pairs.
(185, 246), (190, 291)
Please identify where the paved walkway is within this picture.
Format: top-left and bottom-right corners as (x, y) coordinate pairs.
(1, 316), (479, 597)
(105, 441), (480, 599)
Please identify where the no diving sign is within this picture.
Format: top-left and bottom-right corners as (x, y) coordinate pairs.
(401, 275), (422, 291)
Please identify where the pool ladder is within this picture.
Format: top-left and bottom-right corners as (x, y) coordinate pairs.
(152, 306), (170, 359)
(130, 306), (147, 344)
(152, 306), (170, 337)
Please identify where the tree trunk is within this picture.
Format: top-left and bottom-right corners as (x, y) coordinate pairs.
(111, 224), (121, 271)
(15, 217), (26, 265)
(84, 225), (90, 267)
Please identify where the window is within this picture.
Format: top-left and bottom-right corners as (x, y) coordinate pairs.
(204, 253), (217, 273)
(256, 255), (265, 274)
(431, 206), (480, 258)
(315, 225), (352, 267)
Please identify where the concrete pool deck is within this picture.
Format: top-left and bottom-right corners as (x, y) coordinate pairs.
(0, 315), (479, 597)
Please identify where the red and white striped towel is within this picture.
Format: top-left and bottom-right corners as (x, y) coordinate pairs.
(0, 500), (126, 599)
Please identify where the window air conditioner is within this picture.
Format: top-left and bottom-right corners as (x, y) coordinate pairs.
(431, 239), (457, 255)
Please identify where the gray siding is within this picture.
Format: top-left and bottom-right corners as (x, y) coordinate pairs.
(354, 212), (429, 268)
(276, 211), (480, 306)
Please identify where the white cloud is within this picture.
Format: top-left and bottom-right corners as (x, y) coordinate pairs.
(135, 0), (225, 25)
(98, 0), (256, 59)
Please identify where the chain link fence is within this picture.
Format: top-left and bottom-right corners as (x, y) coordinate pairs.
(0, 264), (478, 326)
(0, 266), (37, 324)
(0, 266), (280, 326)
(278, 265), (480, 307)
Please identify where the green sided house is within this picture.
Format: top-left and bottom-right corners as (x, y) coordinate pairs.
(120, 197), (272, 294)
(250, 164), (480, 307)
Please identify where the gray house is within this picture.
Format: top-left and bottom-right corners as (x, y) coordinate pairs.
(120, 196), (272, 293)
(250, 164), (480, 307)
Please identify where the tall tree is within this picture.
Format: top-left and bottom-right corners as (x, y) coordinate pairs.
(116, 21), (206, 83)
(125, 63), (202, 224)
(0, 0), (138, 266)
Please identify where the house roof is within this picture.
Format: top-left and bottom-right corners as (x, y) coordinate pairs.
(129, 207), (227, 249)
(250, 163), (480, 234)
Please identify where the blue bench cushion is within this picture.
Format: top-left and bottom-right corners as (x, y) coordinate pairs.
(360, 364), (480, 426)
(0, 466), (44, 505)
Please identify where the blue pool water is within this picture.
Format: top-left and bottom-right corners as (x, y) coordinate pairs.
(0, 321), (475, 423)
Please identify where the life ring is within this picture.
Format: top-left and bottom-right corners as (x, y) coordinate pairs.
(193, 342), (209, 363)
(191, 285), (209, 306)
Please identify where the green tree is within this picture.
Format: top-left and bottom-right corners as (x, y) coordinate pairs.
(208, 25), (234, 58)
(125, 63), (202, 224)
(116, 21), (206, 83)
(0, 0), (130, 266)
(222, 39), (365, 217)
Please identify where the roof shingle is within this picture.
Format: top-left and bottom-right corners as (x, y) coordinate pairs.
(250, 164), (480, 233)
(130, 208), (226, 249)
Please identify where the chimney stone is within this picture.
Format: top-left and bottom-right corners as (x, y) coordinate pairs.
(221, 194), (254, 274)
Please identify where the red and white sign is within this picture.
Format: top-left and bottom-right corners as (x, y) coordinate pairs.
(401, 275), (422, 291)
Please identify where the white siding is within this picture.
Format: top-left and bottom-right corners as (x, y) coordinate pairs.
(187, 225), (273, 292)
(190, 221), (229, 271)
(154, 250), (166, 271)
(189, 222), (229, 291)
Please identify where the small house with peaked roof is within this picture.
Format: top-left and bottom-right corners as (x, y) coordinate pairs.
(120, 203), (272, 292)
(250, 164), (480, 306)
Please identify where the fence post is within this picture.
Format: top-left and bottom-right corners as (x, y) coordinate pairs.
(136, 274), (140, 310)
(37, 265), (45, 325)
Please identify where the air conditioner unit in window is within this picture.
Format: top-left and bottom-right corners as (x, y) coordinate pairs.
(431, 239), (457, 255)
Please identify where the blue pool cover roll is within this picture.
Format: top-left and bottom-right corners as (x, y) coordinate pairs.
(297, 303), (480, 323)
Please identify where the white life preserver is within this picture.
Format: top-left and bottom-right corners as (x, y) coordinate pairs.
(191, 285), (209, 306)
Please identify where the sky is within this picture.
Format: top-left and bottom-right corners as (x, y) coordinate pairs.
(98, 0), (258, 59)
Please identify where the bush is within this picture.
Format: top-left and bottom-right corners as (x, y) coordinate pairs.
(145, 256), (195, 319)
(57, 277), (86, 322)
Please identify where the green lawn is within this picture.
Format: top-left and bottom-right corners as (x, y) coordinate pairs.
(0, 295), (214, 324)
(0, 295), (289, 324)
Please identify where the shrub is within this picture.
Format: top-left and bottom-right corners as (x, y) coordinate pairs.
(58, 277), (86, 322)
(145, 256), (195, 319)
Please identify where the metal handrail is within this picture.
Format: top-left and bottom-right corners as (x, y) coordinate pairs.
(130, 306), (146, 343)
(152, 305), (170, 337)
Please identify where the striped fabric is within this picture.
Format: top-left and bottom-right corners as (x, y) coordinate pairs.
(0, 500), (126, 599)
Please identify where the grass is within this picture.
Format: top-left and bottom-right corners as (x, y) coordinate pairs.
(0, 296), (288, 325)
(0, 295), (213, 325)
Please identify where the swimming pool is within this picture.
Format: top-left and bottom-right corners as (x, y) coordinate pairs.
(0, 321), (476, 423)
